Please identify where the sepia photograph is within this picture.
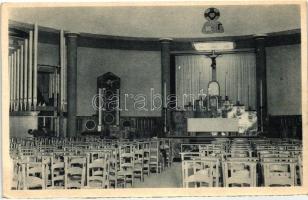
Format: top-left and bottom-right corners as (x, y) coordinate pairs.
(1, 0), (308, 198)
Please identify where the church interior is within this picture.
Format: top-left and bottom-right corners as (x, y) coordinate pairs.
(8, 5), (303, 189)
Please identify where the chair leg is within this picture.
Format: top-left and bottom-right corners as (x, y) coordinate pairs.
(131, 176), (134, 187)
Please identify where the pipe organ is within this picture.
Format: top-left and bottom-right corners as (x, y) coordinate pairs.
(9, 23), (67, 137)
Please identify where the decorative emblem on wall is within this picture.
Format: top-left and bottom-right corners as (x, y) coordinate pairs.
(202, 8), (224, 34)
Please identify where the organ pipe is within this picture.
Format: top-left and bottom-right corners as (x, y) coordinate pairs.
(9, 55), (12, 110)
(60, 29), (65, 111)
(24, 39), (28, 110)
(20, 44), (24, 110)
(16, 49), (20, 111)
(13, 52), (16, 111)
(55, 71), (59, 107)
(28, 31), (33, 110)
(33, 23), (38, 110)
(64, 37), (67, 111)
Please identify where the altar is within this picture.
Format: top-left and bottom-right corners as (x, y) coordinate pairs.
(187, 118), (238, 136)
(170, 50), (258, 138)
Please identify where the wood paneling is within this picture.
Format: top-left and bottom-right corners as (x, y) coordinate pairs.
(267, 115), (302, 138)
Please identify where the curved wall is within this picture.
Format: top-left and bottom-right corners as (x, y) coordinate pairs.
(36, 42), (302, 117)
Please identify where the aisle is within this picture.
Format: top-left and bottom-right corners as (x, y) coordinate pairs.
(133, 162), (182, 188)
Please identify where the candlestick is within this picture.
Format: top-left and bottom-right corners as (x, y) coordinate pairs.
(248, 84), (250, 109)
(238, 71), (241, 103)
(260, 80), (263, 132)
(198, 72), (201, 94)
(225, 72), (227, 99)
(164, 81), (167, 108)
(180, 67), (184, 108)
(260, 80), (263, 107)
(164, 108), (167, 133)
(237, 75), (239, 102)
(116, 89), (120, 126)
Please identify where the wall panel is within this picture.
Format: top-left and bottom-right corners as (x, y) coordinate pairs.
(266, 44), (301, 115)
(77, 47), (161, 117)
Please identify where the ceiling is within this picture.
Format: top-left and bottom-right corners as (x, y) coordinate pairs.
(9, 5), (300, 39)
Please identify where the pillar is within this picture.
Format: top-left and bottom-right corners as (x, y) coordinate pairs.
(255, 35), (268, 132)
(66, 33), (79, 137)
(160, 38), (172, 136)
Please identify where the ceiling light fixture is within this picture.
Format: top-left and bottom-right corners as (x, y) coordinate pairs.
(193, 41), (235, 51)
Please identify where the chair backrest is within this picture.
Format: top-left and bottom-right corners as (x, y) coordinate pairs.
(182, 158), (220, 187)
(261, 157), (297, 186)
(64, 156), (87, 189)
(119, 144), (134, 170)
(22, 156), (46, 190)
(86, 152), (109, 188)
(180, 152), (202, 161)
(50, 155), (65, 188)
(223, 157), (258, 187)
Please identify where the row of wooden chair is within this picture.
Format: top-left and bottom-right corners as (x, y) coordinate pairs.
(181, 138), (302, 188)
(10, 137), (173, 190)
(252, 138), (302, 187)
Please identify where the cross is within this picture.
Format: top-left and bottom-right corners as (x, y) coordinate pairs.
(206, 51), (221, 81)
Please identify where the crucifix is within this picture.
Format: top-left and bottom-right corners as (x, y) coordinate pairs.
(206, 51), (221, 115)
(206, 50), (221, 81)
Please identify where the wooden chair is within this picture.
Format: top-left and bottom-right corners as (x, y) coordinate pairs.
(50, 155), (65, 189)
(259, 152), (291, 160)
(18, 147), (37, 157)
(181, 143), (201, 153)
(141, 142), (150, 176)
(133, 148), (144, 181)
(199, 145), (226, 160)
(149, 140), (162, 174)
(223, 157), (258, 187)
(64, 156), (86, 189)
(228, 149), (253, 158)
(11, 158), (23, 190)
(182, 158), (220, 188)
(118, 144), (134, 187)
(160, 139), (172, 167)
(37, 145), (55, 155)
(261, 157), (297, 187)
(86, 152), (109, 188)
(180, 152), (202, 161)
(108, 148), (120, 188)
(21, 157), (46, 190)
(39, 155), (52, 188)
(297, 154), (303, 186)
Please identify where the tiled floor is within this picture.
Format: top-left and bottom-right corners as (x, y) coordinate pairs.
(133, 162), (182, 188)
